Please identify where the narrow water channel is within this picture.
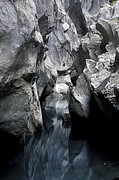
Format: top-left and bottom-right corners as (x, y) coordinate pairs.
(0, 97), (119, 180)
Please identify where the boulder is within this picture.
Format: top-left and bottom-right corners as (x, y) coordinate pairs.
(0, 0), (44, 139)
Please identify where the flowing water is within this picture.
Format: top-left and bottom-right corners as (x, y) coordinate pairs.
(0, 97), (119, 180)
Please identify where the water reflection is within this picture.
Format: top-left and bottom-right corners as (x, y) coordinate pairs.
(1, 97), (119, 180)
(24, 97), (119, 180)
(24, 98), (71, 180)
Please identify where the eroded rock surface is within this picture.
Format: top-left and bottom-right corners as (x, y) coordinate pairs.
(69, 0), (119, 122)
(0, 0), (44, 138)
(84, 1), (119, 113)
(0, 0), (80, 139)
(1, 0), (119, 141)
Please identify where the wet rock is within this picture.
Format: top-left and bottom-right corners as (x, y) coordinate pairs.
(62, 113), (71, 128)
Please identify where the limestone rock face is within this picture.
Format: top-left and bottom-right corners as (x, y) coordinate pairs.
(0, 0), (80, 138)
(1, 0), (119, 139)
(70, 74), (91, 118)
(70, 0), (119, 121)
(81, 0), (109, 14)
(35, 0), (80, 99)
(0, 0), (44, 138)
(84, 1), (119, 112)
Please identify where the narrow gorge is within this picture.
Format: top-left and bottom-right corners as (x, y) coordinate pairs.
(0, 0), (119, 180)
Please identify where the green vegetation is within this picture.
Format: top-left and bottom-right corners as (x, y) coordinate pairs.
(88, 20), (92, 26)
(110, 0), (118, 6)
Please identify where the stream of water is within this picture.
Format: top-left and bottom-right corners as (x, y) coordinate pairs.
(0, 97), (119, 180)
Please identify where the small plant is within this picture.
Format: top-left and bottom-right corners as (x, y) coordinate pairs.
(88, 20), (92, 26)
(110, 0), (118, 6)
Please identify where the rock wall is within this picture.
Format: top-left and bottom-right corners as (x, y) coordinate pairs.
(0, 0), (79, 139)
(0, 0), (119, 140)
(69, 0), (119, 139)
(0, 0), (44, 138)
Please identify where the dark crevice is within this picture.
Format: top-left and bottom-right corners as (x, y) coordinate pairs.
(0, 130), (22, 174)
(100, 38), (108, 54)
(96, 23), (109, 53)
(68, 1), (88, 36)
(22, 72), (36, 83)
(0, 79), (17, 97)
(39, 79), (55, 102)
(73, 45), (90, 76)
(69, 92), (119, 160)
(36, 46), (47, 65)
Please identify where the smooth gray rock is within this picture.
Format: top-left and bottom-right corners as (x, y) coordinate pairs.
(70, 73), (91, 118)
(0, 0), (44, 138)
(0, 0), (58, 138)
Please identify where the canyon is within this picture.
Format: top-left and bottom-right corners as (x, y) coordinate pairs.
(0, 0), (119, 179)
